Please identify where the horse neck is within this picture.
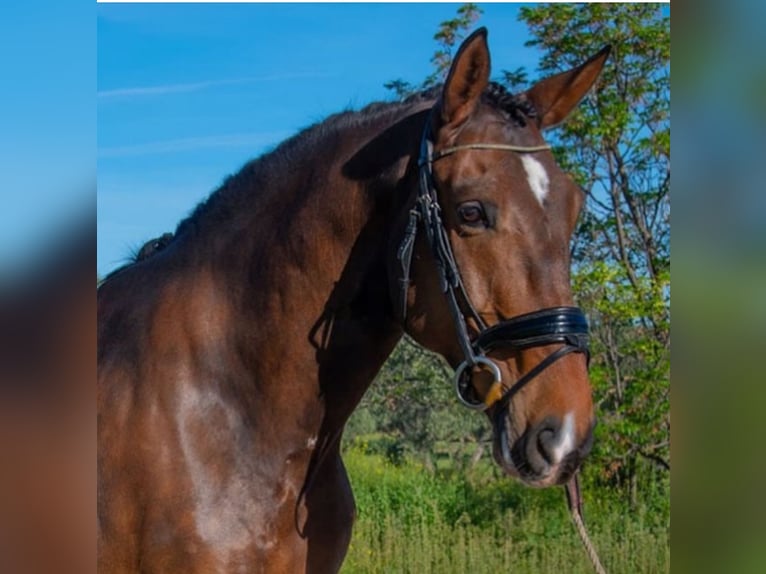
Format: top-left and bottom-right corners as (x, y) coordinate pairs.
(178, 107), (426, 437)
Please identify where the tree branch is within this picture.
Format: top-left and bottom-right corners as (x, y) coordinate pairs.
(638, 449), (670, 471)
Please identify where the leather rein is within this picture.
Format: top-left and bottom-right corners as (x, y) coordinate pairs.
(395, 118), (590, 412)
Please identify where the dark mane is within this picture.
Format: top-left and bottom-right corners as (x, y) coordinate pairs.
(174, 81), (532, 237)
(173, 96), (430, 241)
(100, 81), (533, 285)
(403, 81), (534, 125)
(482, 81), (537, 125)
(402, 81), (535, 125)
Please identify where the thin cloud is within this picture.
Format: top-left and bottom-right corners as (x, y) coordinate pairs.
(98, 131), (291, 158)
(98, 72), (332, 100)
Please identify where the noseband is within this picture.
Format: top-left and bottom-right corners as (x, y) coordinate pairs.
(395, 118), (590, 412)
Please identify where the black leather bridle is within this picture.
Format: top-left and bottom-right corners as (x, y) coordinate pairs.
(395, 117), (590, 411)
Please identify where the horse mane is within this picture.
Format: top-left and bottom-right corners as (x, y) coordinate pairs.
(171, 90), (436, 239)
(482, 82), (537, 125)
(173, 81), (532, 238)
(99, 81), (533, 286)
(133, 232), (175, 262)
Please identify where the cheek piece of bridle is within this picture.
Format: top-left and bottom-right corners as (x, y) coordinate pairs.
(395, 120), (591, 414)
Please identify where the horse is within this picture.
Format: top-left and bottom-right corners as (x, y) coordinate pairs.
(98, 28), (609, 573)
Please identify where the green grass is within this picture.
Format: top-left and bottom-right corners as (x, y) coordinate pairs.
(341, 448), (669, 573)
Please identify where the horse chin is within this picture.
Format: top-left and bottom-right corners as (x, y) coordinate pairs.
(491, 410), (523, 478)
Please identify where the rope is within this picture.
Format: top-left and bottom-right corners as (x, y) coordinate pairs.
(571, 501), (608, 574)
(566, 474), (608, 574)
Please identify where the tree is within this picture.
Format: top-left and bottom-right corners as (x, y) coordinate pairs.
(345, 336), (492, 471)
(384, 4), (483, 100)
(516, 4), (670, 499)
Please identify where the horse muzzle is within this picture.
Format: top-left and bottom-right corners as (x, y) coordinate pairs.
(493, 407), (595, 487)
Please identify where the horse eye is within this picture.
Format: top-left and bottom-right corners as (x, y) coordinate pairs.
(457, 202), (486, 226)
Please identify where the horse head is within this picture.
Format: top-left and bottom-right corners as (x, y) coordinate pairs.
(393, 28), (609, 487)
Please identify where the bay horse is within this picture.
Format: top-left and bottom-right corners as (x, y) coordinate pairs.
(98, 28), (609, 573)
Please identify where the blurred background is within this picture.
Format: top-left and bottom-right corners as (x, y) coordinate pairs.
(0, 0), (94, 572)
(672, 0), (766, 572)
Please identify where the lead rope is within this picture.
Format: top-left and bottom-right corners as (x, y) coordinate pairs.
(565, 474), (608, 574)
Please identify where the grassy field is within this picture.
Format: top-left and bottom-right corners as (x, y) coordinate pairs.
(340, 447), (669, 573)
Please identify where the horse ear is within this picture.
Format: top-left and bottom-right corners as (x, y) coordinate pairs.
(439, 28), (491, 128)
(523, 45), (611, 130)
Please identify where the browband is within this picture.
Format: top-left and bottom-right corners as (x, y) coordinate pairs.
(431, 143), (551, 162)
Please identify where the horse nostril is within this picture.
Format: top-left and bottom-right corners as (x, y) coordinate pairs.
(521, 419), (558, 476)
(536, 426), (558, 465)
(532, 413), (576, 467)
(512, 414), (584, 481)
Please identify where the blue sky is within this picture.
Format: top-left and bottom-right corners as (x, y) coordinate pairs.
(97, 3), (542, 276)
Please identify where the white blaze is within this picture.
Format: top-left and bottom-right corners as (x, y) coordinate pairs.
(521, 155), (550, 205)
(551, 412), (576, 464)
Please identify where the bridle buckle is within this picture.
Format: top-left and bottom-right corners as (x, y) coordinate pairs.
(453, 356), (502, 411)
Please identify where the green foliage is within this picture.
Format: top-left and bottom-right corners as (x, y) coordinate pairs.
(499, 66), (528, 92)
(425, 3), (483, 88)
(574, 261), (670, 498)
(345, 337), (490, 469)
(341, 450), (670, 573)
(382, 79), (416, 101)
(515, 3), (670, 492)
